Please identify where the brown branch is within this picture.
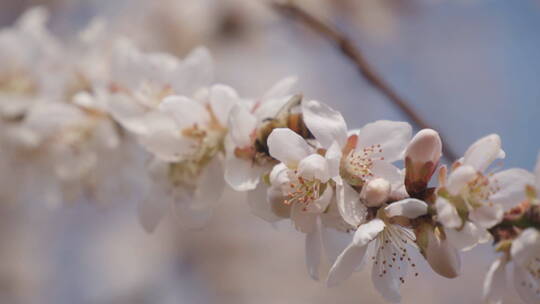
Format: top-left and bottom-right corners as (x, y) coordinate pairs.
(273, 1), (458, 162)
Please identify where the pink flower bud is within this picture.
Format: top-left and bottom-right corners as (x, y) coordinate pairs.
(405, 129), (442, 197)
(406, 129), (442, 164)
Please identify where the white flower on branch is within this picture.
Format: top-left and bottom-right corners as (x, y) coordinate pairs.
(435, 134), (535, 251)
(106, 39), (216, 160)
(340, 120), (412, 197)
(134, 90), (235, 231)
(0, 7), (65, 121)
(250, 99), (353, 280)
(98, 39), (244, 231)
(483, 228), (540, 304)
(1, 6), (540, 304)
(263, 130), (345, 279)
(327, 198), (427, 303)
(511, 228), (540, 303)
(224, 77), (297, 192)
(139, 154), (226, 233)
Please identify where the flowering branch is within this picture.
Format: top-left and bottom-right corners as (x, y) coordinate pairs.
(1, 6), (539, 304)
(272, 1), (458, 162)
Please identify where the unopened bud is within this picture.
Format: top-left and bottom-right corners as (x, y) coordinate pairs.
(361, 178), (391, 207)
(405, 129), (442, 198)
(419, 224), (461, 278)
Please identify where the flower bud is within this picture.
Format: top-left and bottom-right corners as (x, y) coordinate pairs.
(418, 224), (461, 278)
(361, 178), (390, 207)
(405, 129), (442, 197)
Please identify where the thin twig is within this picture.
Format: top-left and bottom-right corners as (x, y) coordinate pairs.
(273, 1), (458, 162)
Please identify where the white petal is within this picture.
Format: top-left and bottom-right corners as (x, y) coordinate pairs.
(469, 204), (503, 229)
(483, 257), (507, 304)
(228, 103), (257, 148)
(321, 226), (354, 265)
(253, 77), (297, 120)
(172, 46), (213, 95)
(269, 163), (290, 186)
(138, 182), (171, 233)
(193, 156), (225, 209)
(107, 94), (154, 134)
(94, 119), (120, 150)
(306, 223), (322, 281)
(291, 203), (317, 233)
(321, 200), (354, 232)
(356, 120), (412, 163)
(490, 168), (535, 209)
(253, 96), (291, 122)
(138, 127), (196, 162)
(353, 219), (385, 247)
(172, 189), (210, 229)
(325, 141), (342, 179)
(175, 157), (225, 229)
(146, 157), (170, 182)
(17, 6), (49, 31)
(327, 243), (367, 287)
(371, 253), (401, 303)
(446, 165), (477, 196)
(425, 227), (461, 278)
(514, 264), (540, 304)
(266, 185), (292, 219)
(337, 183), (368, 227)
(262, 76), (297, 101)
(384, 198), (427, 219)
(435, 197), (462, 228)
(305, 186), (333, 213)
(224, 154), (263, 191)
(72, 91), (98, 109)
(445, 222), (490, 251)
(463, 134), (504, 172)
(301, 99), (347, 148)
(158, 95), (209, 128)
(370, 160), (403, 189)
(247, 183), (282, 222)
(267, 128), (312, 167)
(25, 102), (83, 137)
(209, 84), (239, 126)
(298, 154), (330, 182)
(511, 228), (540, 265)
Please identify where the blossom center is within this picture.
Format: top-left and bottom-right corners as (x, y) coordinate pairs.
(284, 173), (325, 210)
(371, 225), (419, 282)
(464, 173), (501, 208)
(0, 72), (36, 96)
(342, 144), (385, 186)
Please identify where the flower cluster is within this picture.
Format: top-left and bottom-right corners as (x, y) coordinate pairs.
(1, 7), (538, 304)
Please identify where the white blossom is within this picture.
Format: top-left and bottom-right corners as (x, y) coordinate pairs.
(340, 120), (411, 196)
(224, 77), (297, 192)
(483, 228), (540, 304)
(435, 134), (535, 251)
(104, 41), (242, 231)
(264, 127), (346, 280)
(0, 6), (539, 304)
(327, 198), (427, 303)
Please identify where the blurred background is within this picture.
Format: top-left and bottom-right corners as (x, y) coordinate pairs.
(0, 0), (539, 303)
